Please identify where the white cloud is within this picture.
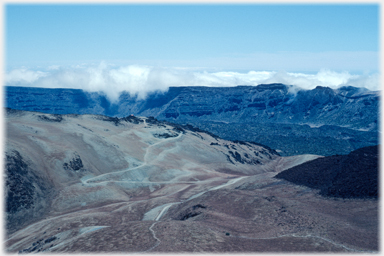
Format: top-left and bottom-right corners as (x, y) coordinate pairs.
(345, 72), (380, 91)
(259, 69), (364, 90)
(5, 62), (380, 102)
(5, 68), (48, 84)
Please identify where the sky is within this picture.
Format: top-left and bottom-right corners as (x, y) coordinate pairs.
(4, 4), (380, 101)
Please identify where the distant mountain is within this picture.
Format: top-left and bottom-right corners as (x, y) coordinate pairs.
(185, 121), (378, 157)
(5, 84), (379, 131)
(5, 84), (379, 156)
(275, 145), (379, 199)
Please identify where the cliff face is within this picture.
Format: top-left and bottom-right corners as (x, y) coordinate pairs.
(6, 84), (379, 131)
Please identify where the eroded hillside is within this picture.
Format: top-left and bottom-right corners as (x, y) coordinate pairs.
(4, 109), (378, 253)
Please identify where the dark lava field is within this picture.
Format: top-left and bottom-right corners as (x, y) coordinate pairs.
(275, 145), (379, 199)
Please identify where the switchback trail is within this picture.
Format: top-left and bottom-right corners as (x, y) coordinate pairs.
(82, 131), (183, 185)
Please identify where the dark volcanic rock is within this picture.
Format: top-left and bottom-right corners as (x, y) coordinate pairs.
(96, 115), (121, 126)
(121, 115), (144, 124)
(38, 114), (63, 122)
(229, 151), (244, 164)
(5, 150), (35, 214)
(275, 145), (379, 199)
(63, 153), (84, 172)
(233, 140), (280, 156)
(146, 116), (164, 125)
(175, 204), (207, 221)
(5, 150), (54, 233)
(19, 236), (58, 253)
(5, 107), (24, 116)
(153, 133), (178, 139)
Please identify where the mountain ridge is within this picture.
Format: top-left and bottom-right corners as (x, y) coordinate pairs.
(5, 84), (379, 131)
(5, 84), (379, 156)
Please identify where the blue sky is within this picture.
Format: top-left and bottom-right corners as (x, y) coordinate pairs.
(4, 4), (380, 96)
(6, 4), (379, 71)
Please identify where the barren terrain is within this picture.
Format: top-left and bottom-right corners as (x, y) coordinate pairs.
(4, 110), (378, 253)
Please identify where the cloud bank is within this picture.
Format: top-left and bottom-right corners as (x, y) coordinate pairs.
(5, 62), (380, 102)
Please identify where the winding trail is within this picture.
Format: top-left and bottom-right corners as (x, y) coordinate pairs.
(143, 175), (248, 252)
(145, 223), (161, 252)
(76, 128), (250, 252)
(6, 130), (185, 248)
(155, 203), (178, 221)
(143, 176), (248, 222)
(8, 124), (251, 253)
(7, 118), (376, 253)
(187, 176), (247, 201)
(82, 131), (183, 185)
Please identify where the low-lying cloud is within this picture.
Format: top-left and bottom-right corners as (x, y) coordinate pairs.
(5, 62), (380, 102)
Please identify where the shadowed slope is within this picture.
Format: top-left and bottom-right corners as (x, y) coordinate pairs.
(275, 145), (379, 199)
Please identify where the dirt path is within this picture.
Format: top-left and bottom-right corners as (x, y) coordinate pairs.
(143, 175), (247, 252)
(187, 176), (247, 201)
(145, 222), (161, 252)
(82, 132), (183, 185)
(155, 203), (179, 221)
(7, 127), (248, 252)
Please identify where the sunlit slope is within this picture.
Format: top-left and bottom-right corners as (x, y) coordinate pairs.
(6, 109), (312, 234)
(5, 109), (377, 253)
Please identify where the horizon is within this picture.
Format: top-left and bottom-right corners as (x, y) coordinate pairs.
(4, 79), (376, 90)
(5, 4), (380, 100)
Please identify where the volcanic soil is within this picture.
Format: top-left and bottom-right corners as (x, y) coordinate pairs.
(4, 110), (378, 253)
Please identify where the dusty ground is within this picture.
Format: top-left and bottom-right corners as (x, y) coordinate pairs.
(4, 111), (378, 253)
(6, 172), (377, 253)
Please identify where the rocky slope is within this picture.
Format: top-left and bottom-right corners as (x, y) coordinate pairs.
(275, 145), (379, 199)
(3, 109), (289, 234)
(185, 121), (379, 156)
(5, 84), (379, 156)
(6, 84), (379, 131)
(4, 109), (378, 253)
